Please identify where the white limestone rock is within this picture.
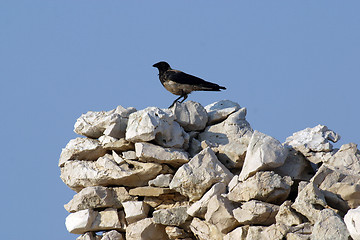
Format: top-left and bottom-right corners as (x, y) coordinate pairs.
(90, 208), (126, 232)
(65, 209), (97, 234)
(169, 147), (233, 201)
(204, 100), (240, 125)
(198, 108), (253, 168)
(311, 164), (360, 210)
(122, 201), (150, 224)
(148, 174), (173, 188)
(64, 186), (133, 212)
(228, 171), (293, 205)
(232, 200), (279, 225)
(325, 143), (360, 175)
(60, 157), (162, 191)
(59, 137), (106, 167)
(165, 226), (190, 240)
(224, 226), (249, 240)
(102, 138), (134, 152)
(205, 195), (239, 234)
(292, 182), (327, 224)
(285, 124), (340, 164)
(122, 150), (137, 160)
(153, 206), (191, 226)
(311, 209), (350, 240)
(135, 142), (189, 167)
(125, 107), (189, 148)
(76, 232), (98, 240)
(190, 217), (223, 240)
(274, 147), (314, 182)
(126, 218), (169, 240)
(239, 130), (288, 181)
(171, 101), (208, 131)
(101, 230), (124, 240)
(275, 201), (303, 226)
(74, 105), (136, 139)
(344, 206), (360, 240)
(187, 182), (226, 218)
(129, 186), (175, 197)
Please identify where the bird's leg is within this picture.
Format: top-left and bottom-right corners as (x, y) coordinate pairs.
(169, 94), (188, 108)
(169, 95), (184, 108)
(179, 94), (188, 103)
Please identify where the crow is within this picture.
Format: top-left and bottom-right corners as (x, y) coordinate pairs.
(153, 61), (226, 108)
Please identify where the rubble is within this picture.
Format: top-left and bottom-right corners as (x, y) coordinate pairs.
(59, 100), (356, 239)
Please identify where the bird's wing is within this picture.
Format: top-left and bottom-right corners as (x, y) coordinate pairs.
(166, 70), (213, 86)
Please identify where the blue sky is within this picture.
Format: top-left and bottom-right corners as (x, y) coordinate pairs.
(1, 1), (359, 239)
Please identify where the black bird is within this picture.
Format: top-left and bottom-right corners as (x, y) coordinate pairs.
(153, 61), (226, 108)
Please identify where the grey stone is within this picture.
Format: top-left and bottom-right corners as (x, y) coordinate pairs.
(310, 209), (350, 240)
(169, 147), (233, 201)
(122, 150), (137, 160)
(228, 171), (293, 204)
(165, 226), (190, 240)
(65, 208), (126, 234)
(224, 226), (249, 240)
(190, 217), (223, 240)
(59, 137), (106, 167)
(153, 206), (190, 226)
(101, 230), (124, 240)
(148, 174), (173, 188)
(122, 201), (150, 224)
(187, 182), (227, 218)
(171, 101), (208, 131)
(312, 164), (360, 210)
(205, 195), (239, 234)
(60, 157), (162, 191)
(275, 201), (303, 226)
(64, 186), (133, 212)
(325, 143), (360, 175)
(198, 108), (253, 168)
(135, 142), (189, 167)
(126, 218), (169, 240)
(74, 105), (136, 139)
(292, 182), (327, 223)
(125, 107), (189, 148)
(274, 147), (314, 182)
(233, 200), (279, 225)
(239, 130), (288, 181)
(102, 138), (134, 152)
(204, 100), (240, 125)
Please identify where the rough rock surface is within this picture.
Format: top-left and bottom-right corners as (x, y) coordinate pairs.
(61, 157), (162, 191)
(285, 124), (340, 164)
(74, 105), (136, 139)
(198, 108), (253, 168)
(59, 138), (106, 167)
(344, 206), (360, 240)
(171, 101), (208, 131)
(169, 147), (233, 201)
(204, 100), (240, 125)
(125, 107), (188, 148)
(239, 130), (288, 181)
(228, 171), (293, 204)
(232, 200), (279, 225)
(59, 100), (357, 240)
(135, 142), (189, 167)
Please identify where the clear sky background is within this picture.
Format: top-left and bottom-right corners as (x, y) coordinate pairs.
(1, 1), (359, 239)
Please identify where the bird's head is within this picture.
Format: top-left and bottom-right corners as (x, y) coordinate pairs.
(153, 61), (171, 73)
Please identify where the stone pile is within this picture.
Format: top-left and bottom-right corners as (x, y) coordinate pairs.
(59, 100), (360, 240)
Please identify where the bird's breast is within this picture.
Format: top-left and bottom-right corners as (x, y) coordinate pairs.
(162, 80), (194, 96)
